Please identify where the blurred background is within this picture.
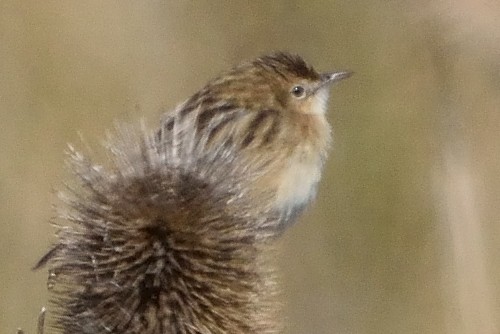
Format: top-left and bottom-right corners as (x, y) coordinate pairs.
(1, 1), (499, 333)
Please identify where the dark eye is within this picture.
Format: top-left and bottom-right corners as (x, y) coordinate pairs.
(291, 85), (306, 98)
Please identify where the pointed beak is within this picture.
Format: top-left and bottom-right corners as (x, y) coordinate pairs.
(320, 71), (353, 87)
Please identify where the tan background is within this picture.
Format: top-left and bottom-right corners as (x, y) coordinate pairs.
(1, 1), (500, 333)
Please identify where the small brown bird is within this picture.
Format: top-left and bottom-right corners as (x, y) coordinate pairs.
(158, 52), (351, 227)
(37, 52), (351, 334)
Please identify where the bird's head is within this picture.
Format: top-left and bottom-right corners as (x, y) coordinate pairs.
(209, 52), (352, 116)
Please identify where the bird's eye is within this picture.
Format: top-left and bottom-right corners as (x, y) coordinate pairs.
(291, 85), (306, 99)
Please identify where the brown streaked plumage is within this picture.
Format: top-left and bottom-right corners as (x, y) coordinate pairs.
(163, 51), (351, 225)
(36, 52), (351, 334)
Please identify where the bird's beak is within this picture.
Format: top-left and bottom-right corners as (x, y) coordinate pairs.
(320, 71), (353, 87)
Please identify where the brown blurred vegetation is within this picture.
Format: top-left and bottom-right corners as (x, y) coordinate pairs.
(1, 1), (499, 333)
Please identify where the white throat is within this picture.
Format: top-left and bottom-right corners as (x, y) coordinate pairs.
(310, 88), (330, 115)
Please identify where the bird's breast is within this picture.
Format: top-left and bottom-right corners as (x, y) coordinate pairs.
(273, 113), (331, 220)
(274, 146), (324, 216)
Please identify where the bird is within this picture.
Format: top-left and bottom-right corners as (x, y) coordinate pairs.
(157, 52), (351, 228)
(35, 52), (351, 334)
